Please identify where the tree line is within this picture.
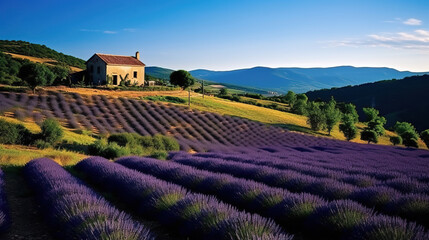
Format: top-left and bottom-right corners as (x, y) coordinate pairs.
(0, 52), (71, 92)
(281, 90), (429, 149)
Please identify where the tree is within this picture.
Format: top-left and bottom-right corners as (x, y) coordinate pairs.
(421, 130), (429, 148)
(18, 62), (55, 93)
(170, 70), (195, 106)
(284, 91), (297, 107)
(219, 88), (228, 96)
(390, 136), (402, 146)
(339, 113), (358, 141)
(361, 130), (378, 144)
(169, 70), (195, 90)
(363, 107), (379, 122)
(367, 116), (386, 136)
(394, 122), (419, 138)
(323, 97), (341, 135)
(51, 65), (71, 85)
(306, 102), (326, 131)
(341, 103), (359, 123)
(40, 118), (64, 145)
(401, 131), (419, 148)
(394, 121), (419, 148)
(291, 99), (307, 115)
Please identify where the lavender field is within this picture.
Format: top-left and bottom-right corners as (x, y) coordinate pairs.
(0, 91), (429, 239)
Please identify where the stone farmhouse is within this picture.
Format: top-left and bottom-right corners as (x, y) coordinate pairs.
(86, 52), (145, 86)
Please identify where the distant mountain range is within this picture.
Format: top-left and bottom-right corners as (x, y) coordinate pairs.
(189, 66), (429, 93)
(306, 74), (429, 131)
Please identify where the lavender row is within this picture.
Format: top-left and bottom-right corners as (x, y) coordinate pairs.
(0, 169), (10, 234)
(171, 152), (429, 228)
(194, 151), (429, 193)
(118, 156), (429, 240)
(75, 157), (290, 240)
(24, 158), (155, 240)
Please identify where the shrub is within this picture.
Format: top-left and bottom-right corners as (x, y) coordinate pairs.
(150, 151), (168, 160)
(401, 131), (419, 148)
(40, 118), (63, 145)
(361, 130), (378, 144)
(103, 142), (130, 159)
(34, 139), (51, 149)
(0, 119), (33, 145)
(108, 132), (141, 147)
(420, 129), (429, 148)
(162, 136), (180, 151)
(390, 136), (402, 146)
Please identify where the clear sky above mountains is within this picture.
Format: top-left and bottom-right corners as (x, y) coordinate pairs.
(1, 0), (428, 71)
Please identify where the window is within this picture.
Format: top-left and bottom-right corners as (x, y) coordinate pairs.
(133, 71), (137, 78)
(97, 66), (100, 74)
(90, 65), (94, 72)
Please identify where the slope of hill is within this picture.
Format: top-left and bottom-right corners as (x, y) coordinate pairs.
(306, 75), (429, 131)
(146, 66), (274, 95)
(190, 66), (429, 93)
(0, 40), (85, 69)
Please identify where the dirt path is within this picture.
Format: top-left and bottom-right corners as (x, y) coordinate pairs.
(1, 168), (54, 240)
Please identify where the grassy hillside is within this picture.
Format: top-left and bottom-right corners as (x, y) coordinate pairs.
(152, 94), (427, 148)
(306, 74), (429, 132)
(0, 40), (85, 69)
(0, 116), (93, 166)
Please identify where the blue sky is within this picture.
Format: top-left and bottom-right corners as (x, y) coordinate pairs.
(1, 0), (429, 71)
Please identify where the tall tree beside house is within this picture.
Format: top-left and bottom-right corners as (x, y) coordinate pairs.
(170, 70), (195, 106)
(18, 62), (55, 93)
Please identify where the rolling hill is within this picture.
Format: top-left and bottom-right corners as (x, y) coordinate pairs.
(0, 40), (85, 69)
(190, 66), (429, 93)
(306, 74), (429, 131)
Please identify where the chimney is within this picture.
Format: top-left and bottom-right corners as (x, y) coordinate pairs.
(135, 51), (140, 60)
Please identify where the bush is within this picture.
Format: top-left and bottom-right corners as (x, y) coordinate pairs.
(361, 130), (378, 144)
(390, 136), (402, 146)
(162, 136), (180, 151)
(420, 129), (429, 148)
(108, 132), (141, 147)
(150, 151), (168, 160)
(40, 118), (63, 144)
(34, 139), (51, 149)
(401, 131), (419, 148)
(90, 133), (180, 159)
(0, 119), (33, 145)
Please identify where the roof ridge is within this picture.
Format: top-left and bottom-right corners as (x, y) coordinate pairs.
(96, 53), (135, 58)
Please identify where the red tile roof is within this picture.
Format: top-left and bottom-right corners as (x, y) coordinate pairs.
(94, 53), (145, 66)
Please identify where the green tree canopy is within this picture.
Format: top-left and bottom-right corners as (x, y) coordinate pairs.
(306, 102), (326, 131)
(363, 107), (380, 122)
(339, 113), (358, 141)
(219, 88), (228, 96)
(341, 103), (359, 123)
(323, 97), (341, 135)
(390, 135), (402, 146)
(18, 62), (55, 93)
(394, 122), (419, 139)
(40, 118), (64, 145)
(361, 129), (378, 144)
(284, 91), (297, 106)
(421, 129), (429, 148)
(169, 70), (195, 90)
